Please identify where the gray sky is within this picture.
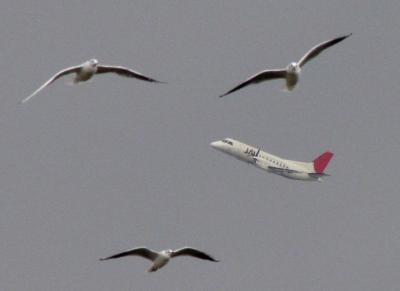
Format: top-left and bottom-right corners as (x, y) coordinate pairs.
(1, 0), (400, 290)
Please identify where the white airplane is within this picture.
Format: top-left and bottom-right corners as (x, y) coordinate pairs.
(210, 138), (333, 181)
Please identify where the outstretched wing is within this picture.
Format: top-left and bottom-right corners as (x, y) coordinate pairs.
(219, 69), (286, 97)
(298, 34), (351, 68)
(171, 247), (219, 262)
(20, 66), (81, 104)
(96, 65), (165, 83)
(100, 247), (158, 261)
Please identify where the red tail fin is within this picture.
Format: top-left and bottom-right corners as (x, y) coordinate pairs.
(313, 151), (334, 173)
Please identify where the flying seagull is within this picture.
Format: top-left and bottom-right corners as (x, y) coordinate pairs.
(100, 246), (219, 272)
(21, 58), (164, 104)
(219, 34), (351, 97)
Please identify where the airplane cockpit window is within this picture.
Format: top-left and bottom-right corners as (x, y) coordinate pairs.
(222, 139), (233, 146)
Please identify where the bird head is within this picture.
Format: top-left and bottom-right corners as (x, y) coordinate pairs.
(89, 58), (99, 67)
(163, 249), (174, 256)
(287, 62), (298, 73)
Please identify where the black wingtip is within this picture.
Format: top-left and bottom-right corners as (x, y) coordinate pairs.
(339, 33), (352, 40)
(220, 89), (235, 97)
(150, 78), (167, 84)
(206, 255), (220, 262)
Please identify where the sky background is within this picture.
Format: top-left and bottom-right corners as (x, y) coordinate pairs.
(0, 0), (399, 290)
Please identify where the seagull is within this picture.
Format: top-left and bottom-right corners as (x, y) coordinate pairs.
(219, 34), (351, 97)
(100, 246), (219, 272)
(21, 58), (164, 104)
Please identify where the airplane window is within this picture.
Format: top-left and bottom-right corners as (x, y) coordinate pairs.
(222, 139), (233, 145)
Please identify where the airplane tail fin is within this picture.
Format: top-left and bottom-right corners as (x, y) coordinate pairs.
(313, 151), (334, 173)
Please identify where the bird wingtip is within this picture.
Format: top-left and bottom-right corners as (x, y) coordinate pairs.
(20, 95), (34, 104)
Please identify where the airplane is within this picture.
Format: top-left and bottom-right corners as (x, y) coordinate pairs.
(210, 138), (333, 181)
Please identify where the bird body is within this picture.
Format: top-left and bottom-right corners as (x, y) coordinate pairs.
(148, 250), (171, 272)
(285, 63), (300, 91)
(74, 59), (98, 83)
(100, 247), (218, 272)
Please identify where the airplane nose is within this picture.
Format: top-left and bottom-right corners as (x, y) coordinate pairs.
(210, 141), (219, 148)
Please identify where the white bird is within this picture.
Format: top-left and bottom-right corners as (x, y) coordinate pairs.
(21, 59), (164, 104)
(100, 246), (219, 272)
(219, 34), (351, 97)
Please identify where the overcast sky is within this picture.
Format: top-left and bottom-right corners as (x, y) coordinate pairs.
(1, 0), (400, 290)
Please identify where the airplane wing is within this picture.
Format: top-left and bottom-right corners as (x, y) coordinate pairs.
(308, 173), (330, 178)
(268, 166), (329, 177)
(252, 157), (300, 173)
(267, 166), (301, 174)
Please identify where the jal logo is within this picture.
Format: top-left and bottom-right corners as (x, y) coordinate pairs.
(244, 148), (257, 156)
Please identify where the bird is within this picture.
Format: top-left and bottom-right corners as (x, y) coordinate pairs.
(20, 58), (165, 104)
(100, 246), (219, 272)
(219, 34), (352, 97)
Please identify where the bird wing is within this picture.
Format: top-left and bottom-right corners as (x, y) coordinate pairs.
(219, 69), (287, 97)
(20, 66), (81, 104)
(298, 34), (352, 68)
(99, 247), (158, 261)
(171, 247), (219, 262)
(96, 65), (164, 83)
